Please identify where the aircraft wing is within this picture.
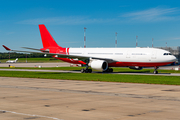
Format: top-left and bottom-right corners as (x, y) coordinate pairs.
(21, 47), (49, 52)
(3, 45), (87, 59)
(2, 45), (115, 63)
(3, 45), (49, 54)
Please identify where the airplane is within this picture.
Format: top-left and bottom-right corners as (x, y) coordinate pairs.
(2, 24), (177, 74)
(6, 58), (18, 63)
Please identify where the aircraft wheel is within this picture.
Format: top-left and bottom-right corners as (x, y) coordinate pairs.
(88, 69), (92, 73)
(85, 69), (92, 73)
(153, 70), (158, 74)
(81, 68), (92, 73)
(81, 68), (85, 73)
(109, 68), (113, 72)
(153, 66), (159, 74)
(105, 68), (113, 73)
(85, 69), (89, 73)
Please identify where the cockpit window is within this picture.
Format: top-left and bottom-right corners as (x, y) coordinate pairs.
(163, 53), (172, 55)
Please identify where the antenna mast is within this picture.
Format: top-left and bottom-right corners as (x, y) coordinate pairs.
(136, 35), (138, 47)
(84, 27), (87, 48)
(115, 32), (118, 47)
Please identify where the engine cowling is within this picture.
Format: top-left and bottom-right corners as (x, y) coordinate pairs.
(89, 60), (108, 71)
(129, 66), (143, 70)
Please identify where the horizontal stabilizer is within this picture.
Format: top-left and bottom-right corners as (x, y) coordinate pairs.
(21, 47), (41, 51)
(2, 45), (11, 51)
(21, 47), (49, 53)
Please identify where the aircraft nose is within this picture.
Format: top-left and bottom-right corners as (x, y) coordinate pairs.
(172, 55), (177, 62)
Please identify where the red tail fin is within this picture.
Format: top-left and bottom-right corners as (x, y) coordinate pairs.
(39, 24), (61, 49)
(39, 24), (67, 54)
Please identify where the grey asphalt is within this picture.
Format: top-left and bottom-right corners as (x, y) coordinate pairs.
(1, 77), (180, 120)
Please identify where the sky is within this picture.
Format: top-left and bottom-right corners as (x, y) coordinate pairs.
(0, 0), (180, 52)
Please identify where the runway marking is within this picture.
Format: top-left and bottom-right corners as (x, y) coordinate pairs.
(0, 110), (63, 120)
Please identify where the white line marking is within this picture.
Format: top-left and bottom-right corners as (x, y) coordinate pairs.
(0, 110), (63, 120)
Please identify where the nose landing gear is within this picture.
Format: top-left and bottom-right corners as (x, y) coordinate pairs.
(153, 67), (159, 74)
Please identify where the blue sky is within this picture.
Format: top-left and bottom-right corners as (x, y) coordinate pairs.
(0, 0), (180, 52)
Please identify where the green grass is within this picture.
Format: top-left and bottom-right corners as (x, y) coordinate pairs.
(0, 66), (179, 85)
(0, 58), (62, 63)
(1, 66), (180, 73)
(0, 71), (179, 85)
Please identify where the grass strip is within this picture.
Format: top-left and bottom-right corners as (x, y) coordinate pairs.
(0, 71), (179, 85)
(1, 67), (180, 73)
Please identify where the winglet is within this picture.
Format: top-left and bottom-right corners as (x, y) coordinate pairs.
(2, 45), (11, 51)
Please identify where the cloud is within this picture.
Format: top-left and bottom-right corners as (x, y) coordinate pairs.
(121, 7), (179, 22)
(17, 16), (115, 25)
(155, 37), (180, 42)
(17, 7), (178, 25)
(172, 37), (180, 40)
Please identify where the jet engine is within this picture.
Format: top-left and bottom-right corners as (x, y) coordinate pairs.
(129, 66), (143, 70)
(89, 60), (108, 71)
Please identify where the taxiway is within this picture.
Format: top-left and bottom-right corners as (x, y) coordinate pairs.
(0, 77), (180, 120)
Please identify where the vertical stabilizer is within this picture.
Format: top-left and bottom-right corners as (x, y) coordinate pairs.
(39, 24), (61, 48)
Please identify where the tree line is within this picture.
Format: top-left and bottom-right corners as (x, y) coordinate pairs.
(0, 52), (51, 59)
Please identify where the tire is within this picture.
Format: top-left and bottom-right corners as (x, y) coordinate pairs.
(110, 68), (113, 72)
(105, 68), (113, 73)
(88, 69), (92, 73)
(153, 71), (158, 74)
(85, 69), (89, 73)
(81, 69), (85, 73)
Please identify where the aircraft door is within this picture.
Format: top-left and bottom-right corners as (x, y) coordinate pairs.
(126, 50), (131, 58)
(151, 51), (157, 59)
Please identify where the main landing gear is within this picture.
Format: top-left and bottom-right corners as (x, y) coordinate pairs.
(153, 66), (159, 74)
(81, 65), (92, 73)
(81, 68), (92, 73)
(81, 67), (113, 73)
(104, 68), (113, 73)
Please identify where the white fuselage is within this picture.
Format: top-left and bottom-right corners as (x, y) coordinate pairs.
(68, 47), (177, 67)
